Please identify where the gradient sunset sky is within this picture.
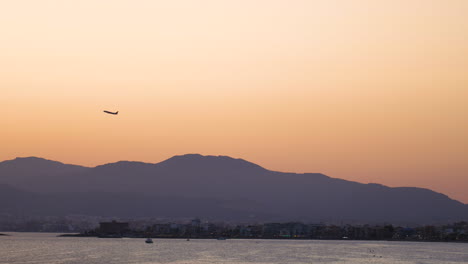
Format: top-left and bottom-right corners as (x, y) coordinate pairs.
(1, 1), (467, 202)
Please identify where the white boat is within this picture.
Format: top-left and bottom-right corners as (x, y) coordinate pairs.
(145, 238), (153, 243)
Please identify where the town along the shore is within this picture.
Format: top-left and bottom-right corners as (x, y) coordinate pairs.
(61, 219), (468, 242)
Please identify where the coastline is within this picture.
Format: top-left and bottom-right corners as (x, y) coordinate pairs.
(57, 233), (468, 243)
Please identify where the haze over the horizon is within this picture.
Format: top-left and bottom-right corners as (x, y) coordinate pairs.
(1, 1), (467, 203)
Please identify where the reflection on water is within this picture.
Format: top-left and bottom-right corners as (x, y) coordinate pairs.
(1, 232), (467, 264)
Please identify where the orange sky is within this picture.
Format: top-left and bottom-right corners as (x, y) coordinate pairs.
(1, 0), (467, 203)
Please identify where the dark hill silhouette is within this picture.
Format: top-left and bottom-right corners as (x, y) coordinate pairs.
(0, 157), (88, 174)
(0, 154), (467, 224)
(0, 184), (263, 219)
(158, 154), (267, 173)
(0, 157), (88, 192)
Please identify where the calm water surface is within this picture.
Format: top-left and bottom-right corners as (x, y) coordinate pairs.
(1, 233), (467, 264)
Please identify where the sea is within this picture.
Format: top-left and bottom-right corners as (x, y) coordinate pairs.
(1, 232), (467, 264)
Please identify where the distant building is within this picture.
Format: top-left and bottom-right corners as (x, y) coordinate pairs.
(99, 221), (129, 235)
(153, 223), (171, 234)
(191, 218), (201, 227)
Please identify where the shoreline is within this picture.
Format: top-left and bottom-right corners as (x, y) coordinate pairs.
(57, 233), (468, 243)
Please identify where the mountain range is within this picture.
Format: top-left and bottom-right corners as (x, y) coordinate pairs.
(1, 154), (467, 224)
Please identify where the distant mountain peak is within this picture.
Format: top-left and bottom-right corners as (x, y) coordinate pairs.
(172, 153), (204, 159)
(2, 156), (61, 166)
(10, 156), (53, 162)
(165, 153), (251, 163)
(94, 160), (155, 170)
(0, 156), (87, 169)
(160, 154), (267, 171)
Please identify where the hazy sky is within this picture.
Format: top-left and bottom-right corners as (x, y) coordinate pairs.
(1, 0), (467, 203)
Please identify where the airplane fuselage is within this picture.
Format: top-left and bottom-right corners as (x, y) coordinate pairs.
(104, 110), (119, 115)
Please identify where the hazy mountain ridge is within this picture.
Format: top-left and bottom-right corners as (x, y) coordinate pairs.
(0, 184), (264, 219)
(0, 155), (467, 224)
(0, 157), (88, 173)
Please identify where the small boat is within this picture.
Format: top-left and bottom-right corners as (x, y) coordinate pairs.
(145, 238), (153, 244)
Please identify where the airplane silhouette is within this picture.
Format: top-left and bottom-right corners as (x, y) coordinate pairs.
(103, 110), (119, 115)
